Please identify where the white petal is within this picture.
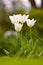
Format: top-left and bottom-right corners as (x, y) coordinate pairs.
(9, 16), (14, 24)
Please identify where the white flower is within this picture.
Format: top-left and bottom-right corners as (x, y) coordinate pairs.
(26, 19), (36, 27)
(9, 14), (29, 24)
(19, 15), (29, 24)
(14, 23), (23, 32)
(9, 14), (21, 24)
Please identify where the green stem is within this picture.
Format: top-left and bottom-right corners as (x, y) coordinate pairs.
(30, 27), (33, 46)
(30, 27), (32, 39)
(21, 31), (22, 37)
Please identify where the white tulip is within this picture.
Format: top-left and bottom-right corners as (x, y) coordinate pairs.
(14, 23), (23, 32)
(20, 15), (29, 24)
(9, 14), (21, 24)
(26, 19), (36, 27)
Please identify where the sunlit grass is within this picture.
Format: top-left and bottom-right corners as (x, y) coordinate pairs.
(0, 56), (43, 65)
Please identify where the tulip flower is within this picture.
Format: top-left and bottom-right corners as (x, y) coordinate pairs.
(14, 23), (23, 32)
(26, 18), (36, 46)
(26, 19), (36, 27)
(19, 15), (29, 24)
(9, 14), (21, 24)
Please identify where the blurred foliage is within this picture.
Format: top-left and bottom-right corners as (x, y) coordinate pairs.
(0, 31), (43, 57)
(29, 8), (43, 37)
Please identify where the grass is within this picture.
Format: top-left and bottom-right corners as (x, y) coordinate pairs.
(0, 56), (43, 65)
